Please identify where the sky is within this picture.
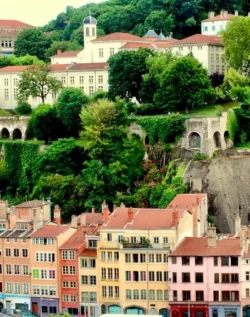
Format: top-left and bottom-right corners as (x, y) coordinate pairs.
(1, 0), (105, 27)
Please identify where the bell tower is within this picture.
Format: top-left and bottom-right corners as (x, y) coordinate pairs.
(83, 15), (97, 47)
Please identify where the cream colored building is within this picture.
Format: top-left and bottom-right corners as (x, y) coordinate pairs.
(201, 11), (236, 36)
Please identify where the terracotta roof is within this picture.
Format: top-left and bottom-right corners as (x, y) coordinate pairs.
(60, 227), (85, 250)
(170, 237), (241, 256)
(51, 50), (81, 58)
(120, 42), (153, 50)
(30, 225), (70, 238)
(153, 39), (179, 49)
(202, 13), (235, 22)
(15, 200), (48, 208)
(0, 65), (28, 73)
(77, 212), (103, 225)
(0, 20), (33, 28)
(102, 207), (189, 230)
(172, 34), (222, 45)
(80, 249), (97, 257)
(92, 32), (148, 42)
(169, 194), (207, 212)
(69, 63), (108, 71)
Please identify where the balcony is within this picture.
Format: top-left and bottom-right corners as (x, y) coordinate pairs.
(122, 242), (151, 249)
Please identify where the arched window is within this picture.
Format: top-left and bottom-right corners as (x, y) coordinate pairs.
(224, 131), (230, 148)
(92, 27), (95, 37)
(86, 27), (90, 37)
(1, 128), (10, 139)
(213, 131), (221, 149)
(12, 128), (22, 140)
(189, 132), (201, 149)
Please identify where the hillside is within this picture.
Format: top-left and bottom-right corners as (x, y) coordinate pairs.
(42, 0), (250, 45)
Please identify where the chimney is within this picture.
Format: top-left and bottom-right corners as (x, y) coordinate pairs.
(240, 227), (249, 252)
(71, 215), (77, 228)
(207, 226), (217, 247)
(102, 201), (110, 224)
(234, 10), (239, 16)
(208, 11), (215, 18)
(128, 208), (134, 223)
(235, 215), (241, 234)
(172, 210), (178, 227)
(91, 207), (95, 214)
(80, 213), (86, 226)
(57, 49), (62, 55)
(9, 207), (16, 230)
(192, 202), (198, 238)
(53, 205), (61, 225)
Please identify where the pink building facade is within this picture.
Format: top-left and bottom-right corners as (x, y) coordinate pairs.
(169, 227), (241, 317)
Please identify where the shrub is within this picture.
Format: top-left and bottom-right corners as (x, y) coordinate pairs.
(193, 152), (209, 161)
(15, 102), (32, 115)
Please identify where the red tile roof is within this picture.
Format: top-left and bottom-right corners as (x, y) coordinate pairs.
(170, 236), (241, 256)
(51, 50), (81, 58)
(0, 65), (28, 73)
(30, 225), (70, 238)
(102, 207), (189, 230)
(69, 63), (108, 71)
(172, 34), (222, 45)
(202, 13), (235, 22)
(92, 32), (148, 42)
(60, 227), (85, 250)
(0, 20), (34, 28)
(153, 39), (179, 48)
(80, 249), (97, 257)
(120, 42), (154, 50)
(169, 194), (207, 212)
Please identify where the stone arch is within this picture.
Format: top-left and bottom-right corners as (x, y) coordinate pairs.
(86, 27), (89, 36)
(224, 130), (230, 148)
(145, 135), (150, 145)
(189, 132), (201, 149)
(92, 27), (95, 36)
(124, 306), (146, 315)
(213, 131), (221, 149)
(12, 128), (22, 140)
(1, 128), (10, 139)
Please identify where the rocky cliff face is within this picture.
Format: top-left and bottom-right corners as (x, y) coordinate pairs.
(185, 155), (250, 233)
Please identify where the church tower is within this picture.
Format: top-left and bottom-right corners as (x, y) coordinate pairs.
(83, 15), (97, 48)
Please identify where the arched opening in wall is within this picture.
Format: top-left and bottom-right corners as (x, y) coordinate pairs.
(224, 130), (230, 148)
(150, 308), (157, 315)
(159, 309), (169, 317)
(92, 27), (95, 36)
(243, 306), (250, 317)
(1, 128), (10, 139)
(189, 132), (201, 149)
(124, 306), (146, 315)
(213, 131), (222, 149)
(12, 128), (22, 140)
(101, 305), (106, 315)
(145, 135), (150, 145)
(86, 27), (89, 36)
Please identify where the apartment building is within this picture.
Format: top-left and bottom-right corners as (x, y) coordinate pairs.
(201, 11), (236, 36)
(168, 226), (242, 317)
(96, 194), (208, 317)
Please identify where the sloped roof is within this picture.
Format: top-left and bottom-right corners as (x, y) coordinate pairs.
(202, 13), (235, 22)
(143, 29), (159, 38)
(30, 225), (70, 238)
(51, 50), (81, 58)
(170, 236), (241, 256)
(69, 63), (108, 71)
(169, 194), (207, 211)
(120, 42), (154, 50)
(60, 227), (85, 250)
(15, 200), (48, 208)
(172, 34), (222, 45)
(92, 32), (148, 42)
(0, 20), (33, 28)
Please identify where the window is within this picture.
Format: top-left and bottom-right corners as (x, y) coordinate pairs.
(164, 271), (168, 281)
(195, 272), (203, 283)
(41, 270), (47, 279)
(80, 86), (84, 92)
(98, 75), (103, 84)
(99, 48), (104, 58)
(101, 251), (106, 261)
(182, 256), (190, 265)
(32, 269), (39, 279)
(102, 286), (106, 298)
(214, 256), (218, 266)
(114, 252), (119, 261)
(98, 86), (103, 91)
(163, 254), (168, 263)
(131, 236), (136, 243)
(61, 77), (66, 85)
(195, 256), (203, 265)
(156, 271), (162, 281)
(23, 283), (29, 294)
(5, 248), (11, 257)
(90, 292), (97, 302)
(149, 271), (155, 281)
(163, 237), (168, 244)
(89, 240), (97, 248)
(149, 254), (154, 263)
(221, 256), (229, 266)
(140, 271), (146, 281)
(212, 25), (216, 31)
(182, 291), (191, 301)
(14, 265), (20, 275)
(172, 257), (177, 264)
(0, 265), (2, 274)
(49, 270), (55, 279)
(90, 259), (96, 268)
(231, 256), (238, 266)
(81, 276), (88, 284)
(125, 253), (131, 263)
(133, 289), (139, 300)
(125, 271), (131, 281)
(114, 268), (119, 280)
(90, 276), (96, 285)
(110, 48), (115, 56)
(246, 272), (250, 281)
(4, 78), (8, 86)
(173, 272), (177, 283)
(157, 290), (163, 300)
(14, 283), (20, 294)
(173, 290), (178, 301)
(182, 272), (190, 283)
(108, 286), (113, 298)
(6, 282), (11, 293)
(70, 76), (75, 85)
(89, 86), (94, 96)
(79, 76), (84, 84)
(213, 291), (219, 301)
(133, 271), (139, 282)
(63, 266), (76, 275)
(126, 289), (131, 300)
(196, 291), (204, 301)
(246, 288), (250, 298)
(108, 268), (113, 280)
(13, 78), (18, 86)
(81, 258), (88, 267)
(107, 252), (112, 261)
(222, 291), (239, 301)
(118, 235), (123, 243)
(156, 254), (162, 262)
(101, 268), (106, 280)
(133, 253), (139, 263)
(22, 249), (28, 257)
(141, 289), (146, 300)
(14, 88), (18, 100)
(6, 264), (11, 275)
(149, 290), (155, 300)
(153, 237), (159, 244)
(214, 273), (219, 283)
(86, 27), (89, 36)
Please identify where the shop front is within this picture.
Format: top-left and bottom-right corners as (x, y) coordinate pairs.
(31, 297), (59, 316)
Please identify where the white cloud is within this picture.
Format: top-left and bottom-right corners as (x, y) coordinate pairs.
(1, 0), (105, 26)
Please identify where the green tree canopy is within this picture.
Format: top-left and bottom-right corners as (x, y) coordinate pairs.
(18, 64), (62, 104)
(155, 56), (215, 113)
(55, 88), (89, 137)
(108, 48), (154, 102)
(44, 41), (82, 61)
(15, 28), (52, 60)
(0, 55), (42, 68)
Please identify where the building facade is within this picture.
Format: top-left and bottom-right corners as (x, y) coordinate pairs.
(201, 11), (236, 36)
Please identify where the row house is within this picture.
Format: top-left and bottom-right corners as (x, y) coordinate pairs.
(168, 226), (242, 317)
(97, 194), (207, 317)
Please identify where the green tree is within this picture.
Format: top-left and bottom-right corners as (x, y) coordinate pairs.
(14, 28), (52, 60)
(27, 104), (64, 143)
(108, 48), (154, 102)
(55, 88), (89, 137)
(155, 56), (215, 113)
(0, 55), (42, 68)
(18, 64), (62, 104)
(45, 41), (82, 61)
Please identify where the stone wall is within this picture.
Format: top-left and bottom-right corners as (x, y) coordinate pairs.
(0, 116), (29, 141)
